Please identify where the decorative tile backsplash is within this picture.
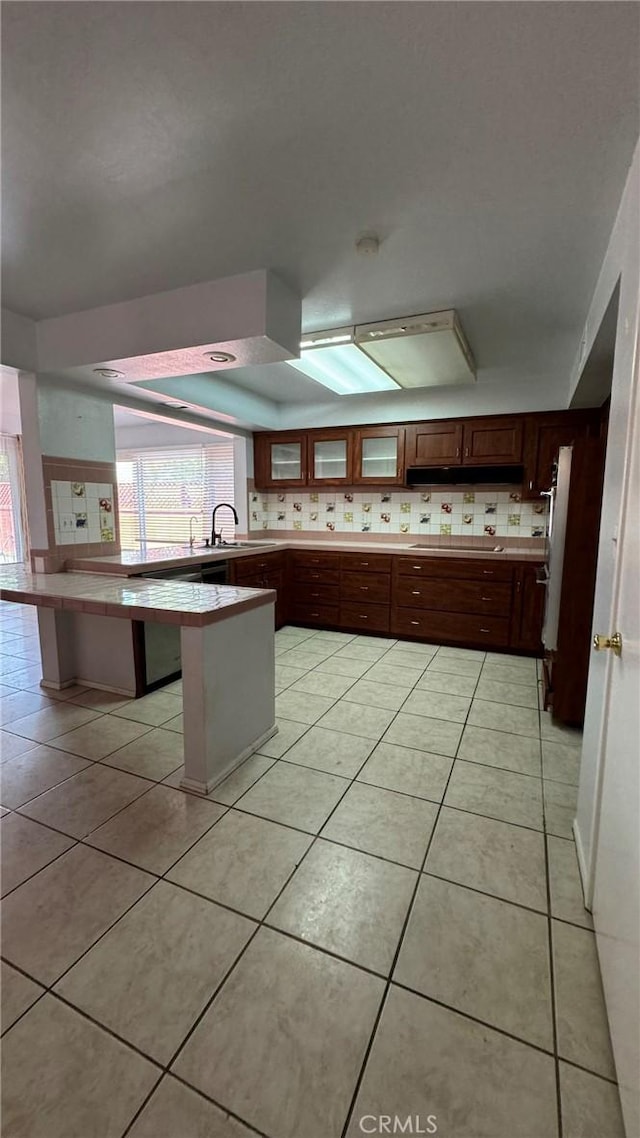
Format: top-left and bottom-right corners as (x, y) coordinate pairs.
(51, 481), (116, 545)
(248, 487), (549, 538)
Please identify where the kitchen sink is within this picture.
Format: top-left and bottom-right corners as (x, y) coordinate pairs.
(216, 541), (277, 549)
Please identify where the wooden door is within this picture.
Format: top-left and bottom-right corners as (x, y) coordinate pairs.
(354, 426), (405, 484)
(510, 563), (545, 652)
(405, 422), (463, 466)
(461, 417), (523, 465)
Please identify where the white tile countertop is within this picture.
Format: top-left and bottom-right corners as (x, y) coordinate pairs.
(0, 566), (274, 627)
(67, 537), (546, 576)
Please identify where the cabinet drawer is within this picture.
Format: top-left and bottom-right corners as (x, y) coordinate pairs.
(395, 556), (513, 582)
(233, 552), (283, 580)
(292, 602), (340, 627)
(339, 553), (391, 574)
(341, 571), (391, 604)
(340, 601), (390, 633)
(294, 566), (340, 585)
(392, 607), (510, 646)
(291, 551), (341, 570)
(394, 577), (511, 616)
(292, 582), (339, 604)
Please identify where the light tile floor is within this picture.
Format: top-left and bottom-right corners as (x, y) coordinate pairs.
(0, 605), (625, 1138)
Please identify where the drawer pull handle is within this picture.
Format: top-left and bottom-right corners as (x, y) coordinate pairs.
(480, 627), (491, 633)
(411, 590), (421, 595)
(482, 570), (494, 575)
(311, 612), (319, 617)
(481, 596), (492, 601)
(360, 586), (369, 591)
(360, 562), (369, 567)
(311, 592), (320, 598)
(410, 620), (420, 626)
(359, 615), (368, 620)
(412, 565), (423, 570)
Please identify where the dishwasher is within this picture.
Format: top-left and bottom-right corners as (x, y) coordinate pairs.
(135, 560), (230, 692)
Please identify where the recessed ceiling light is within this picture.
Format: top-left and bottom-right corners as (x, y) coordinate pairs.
(163, 402), (188, 410)
(93, 367), (124, 379)
(205, 351), (236, 364)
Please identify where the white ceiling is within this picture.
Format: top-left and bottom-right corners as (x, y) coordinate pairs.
(2, 2), (639, 425)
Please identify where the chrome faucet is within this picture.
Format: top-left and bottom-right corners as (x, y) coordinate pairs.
(188, 516), (199, 548)
(211, 502), (239, 546)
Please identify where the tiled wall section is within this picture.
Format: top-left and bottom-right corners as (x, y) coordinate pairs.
(33, 456), (121, 571)
(51, 481), (116, 545)
(248, 486), (549, 538)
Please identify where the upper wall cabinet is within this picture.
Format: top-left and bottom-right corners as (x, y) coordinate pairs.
(460, 417), (523, 465)
(308, 429), (354, 485)
(254, 431), (309, 489)
(354, 426), (406, 485)
(405, 422), (463, 467)
(522, 413), (594, 499)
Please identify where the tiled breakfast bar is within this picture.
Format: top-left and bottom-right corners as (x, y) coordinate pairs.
(0, 567), (276, 795)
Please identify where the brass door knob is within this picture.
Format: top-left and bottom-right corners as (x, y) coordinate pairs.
(593, 632), (623, 657)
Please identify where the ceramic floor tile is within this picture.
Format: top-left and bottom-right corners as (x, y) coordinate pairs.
(482, 660), (539, 684)
(457, 724), (541, 776)
(282, 725), (375, 778)
(277, 643), (340, 666)
(25, 682), (89, 703)
(256, 717), (310, 758)
(1, 962), (44, 1033)
(275, 663), (312, 688)
(340, 677), (410, 711)
(401, 688), (471, 724)
(542, 740), (582, 785)
(313, 655), (373, 679)
(127, 1076), (256, 1138)
(112, 691), (183, 727)
(270, 838), (417, 974)
(1, 995), (158, 1138)
(275, 688), (337, 725)
(163, 713), (183, 734)
(357, 741), (452, 803)
(445, 760), (544, 830)
(395, 875), (553, 1048)
(415, 669), (478, 697)
(167, 810), (312, 919)
(87, 784), (224, 874)
(237, 761), (348, 833)
(69, 688), (134, 713)
(389, 638), (436, 657)
(0, 744), (91, 808)
(7, 702), (103, 743)
(548, 836), (593, 929)
(0, 730), (38, 763)
(322, 781), (438, 868)
(173, 927), (384, 1138)
(1, 844), (152, 985)
(346, 986), (557, 1138)
(559, 1061), (625, 1138)
(309, 630), (357, 645)
(382, 649), (432, 672)
(544, 779), (578, 839)
(1, 813), (75, 896)
(289, 670), (357, 699)
(315, 700), (396, 741)
(427, 655), (482, 678)
(19, 763), (151, 838)
(49, 715), (152, 760)
(383, 711), (463, 757)
(102, 726), (184, 780)
(540, 711), (583, 746)
(426, 806), (547, 912)
(474, 677), (540, 709)
(332, 642), (389, 663)
(552, 919), (616, 1079)
(361, 661), (424, 688)
(437, 646), (486, 662)
(0, 689), (56, 726)
(467, 698), (540, 738)
(56, 880), (255, 1064)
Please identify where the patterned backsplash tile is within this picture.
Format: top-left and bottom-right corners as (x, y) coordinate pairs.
(248, 487), (549, 538)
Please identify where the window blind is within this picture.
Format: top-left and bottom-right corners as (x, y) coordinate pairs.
(116, 443), (236, 548)
(0, 434), (26, 563)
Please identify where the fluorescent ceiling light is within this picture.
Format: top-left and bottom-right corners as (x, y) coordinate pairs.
(286, 310), (475, 395)
(287, 341), (399, 395)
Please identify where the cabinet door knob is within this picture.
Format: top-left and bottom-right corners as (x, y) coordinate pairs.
(456, 448), (461, 458)
(529, 480), (534, 491)
(465, 447), (470, 457)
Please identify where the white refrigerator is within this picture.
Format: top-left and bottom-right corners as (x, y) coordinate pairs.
(541, 445), (573, 653)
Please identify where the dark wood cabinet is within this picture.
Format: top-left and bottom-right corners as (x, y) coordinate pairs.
(354, 426), (405, 484)
(391, 556), (517, 649)
(461, 417), (523, 465)
(308, 429), (354, 486)
(253, 432), (308, 489)
(229, 551), (288, 628)
(405, 422), (463, 467)
(522, 412), (594, 499)
(510, 563), (546, 652)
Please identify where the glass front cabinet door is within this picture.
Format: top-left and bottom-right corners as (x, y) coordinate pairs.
(308, 431), (354, 485)
(254, 433), (308, 488)
(354, 427), (405, 484)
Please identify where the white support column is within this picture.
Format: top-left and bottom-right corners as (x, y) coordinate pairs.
(37, 609), (76, 689)
(180, 601), (276, 795)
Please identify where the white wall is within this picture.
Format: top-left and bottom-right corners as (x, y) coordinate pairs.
(37, 381), (116, 461)
(114, 418), (234, 451)
(0, 368), (22, 435)
(574, 139), (640, 882)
